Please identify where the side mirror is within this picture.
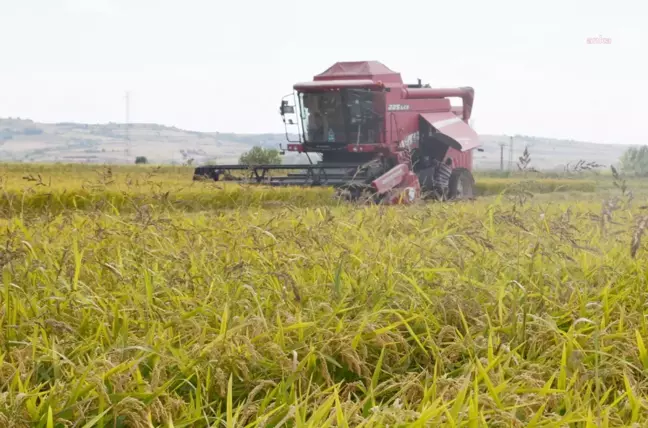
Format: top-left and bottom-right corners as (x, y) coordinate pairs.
(280, 100), (294, 116)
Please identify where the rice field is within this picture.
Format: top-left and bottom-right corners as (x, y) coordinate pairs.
(1, 163), (647, 427)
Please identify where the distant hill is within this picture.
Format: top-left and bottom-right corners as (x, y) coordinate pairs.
(0, 117), (288, 165)
(0, 117), (634, 170)
(474, 134), (633, 171)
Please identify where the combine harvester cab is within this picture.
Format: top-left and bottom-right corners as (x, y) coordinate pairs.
(193, 61), (482, 204)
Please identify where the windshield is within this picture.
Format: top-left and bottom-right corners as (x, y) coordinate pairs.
(299, 89), (384, 144)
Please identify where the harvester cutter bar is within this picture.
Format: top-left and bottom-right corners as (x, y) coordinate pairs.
(193, 162), (374, 188)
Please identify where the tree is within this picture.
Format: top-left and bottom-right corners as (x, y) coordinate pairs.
(620, 145), (648, 176)
(135, 156), (148, 164)
(239, 146), (281, 165)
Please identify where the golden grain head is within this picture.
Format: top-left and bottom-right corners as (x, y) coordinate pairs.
(0, 162), (646, 425)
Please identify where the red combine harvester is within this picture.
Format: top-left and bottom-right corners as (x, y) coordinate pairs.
(193, 61), (482, 204)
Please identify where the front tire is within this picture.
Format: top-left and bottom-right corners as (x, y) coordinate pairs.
(448, 168), (475, 200)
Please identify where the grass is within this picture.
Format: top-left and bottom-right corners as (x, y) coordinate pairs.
(1, 162), (647, 426)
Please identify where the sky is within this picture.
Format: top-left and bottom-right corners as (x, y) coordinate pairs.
(0, 0), (646, 145)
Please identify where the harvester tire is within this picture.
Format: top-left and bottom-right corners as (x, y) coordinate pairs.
(448, 168), (475, 200)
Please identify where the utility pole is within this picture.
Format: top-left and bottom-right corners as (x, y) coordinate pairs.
(125, 91), (131, 158)
(499, 142), (506, 171)
(508, 135), (514, 171)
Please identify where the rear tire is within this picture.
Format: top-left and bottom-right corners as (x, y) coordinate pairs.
(448, 168), (475, 200)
